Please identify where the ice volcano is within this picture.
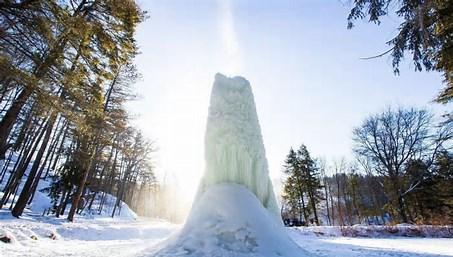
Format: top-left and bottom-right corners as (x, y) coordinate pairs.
(146, 74), (310, 257)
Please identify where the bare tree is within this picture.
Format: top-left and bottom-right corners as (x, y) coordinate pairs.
(352, 107), (452, 223)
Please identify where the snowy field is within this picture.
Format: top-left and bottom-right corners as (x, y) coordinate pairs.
(1, 212), (452, 257)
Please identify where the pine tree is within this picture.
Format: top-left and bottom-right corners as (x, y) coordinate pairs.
(282, 145), (323, 225)
(347, 0), (453, 103)
(0, 0), (159, 222)
(282, 148), (308, 224)
(296, 145), (323, 225)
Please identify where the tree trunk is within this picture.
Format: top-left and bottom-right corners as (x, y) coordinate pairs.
(0, 30), (69, 159)
(55, 189), (66, 217)
(300, 192), (309, 224)
(0, 118), (47, 209)
(67, 144), (96, 222)
(0, 151), (14, 183)
(13, 101), (35, 151)
(12, 114), (56, 217)
(329, 183), (335, 225)
(324, 179), (331, 226)
(49, 122), (69, 173)
(59, 185), (72, 216)
(336, 175), (345, 226)
(308, 189), (319, 225)
(0, 88), (32, 159)
(397, 195), (408, 223)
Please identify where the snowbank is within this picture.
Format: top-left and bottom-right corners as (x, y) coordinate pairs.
(144, 183), (311, 257)
(0, 215), (178, 257)
(292, 224), (453, 238)
(0, 151), (137, 220)
(82, 192), (138, 220)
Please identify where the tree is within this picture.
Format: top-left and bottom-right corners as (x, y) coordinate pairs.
(296, 145), (323, 225)
(0, 0), (146, 159)
(352, 107), (452, 223)
(282, 148), (308, 223)
(347, 0), (453, 103)
(404, 151), (453, 224)
(282, 145), (323, 225)
(319, 159), (332, 225)
(0, 0), (156, 222)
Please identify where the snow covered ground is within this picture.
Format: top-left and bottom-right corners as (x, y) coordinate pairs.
(1, 155), (453, 257)
(1, 212), (452, 257)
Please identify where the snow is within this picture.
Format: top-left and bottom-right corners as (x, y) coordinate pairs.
(290, 231), (453, 257)
(145, 183), (310, 257)
(0, 212), (177, 257)
(0, 151), (137, 220)
(1, 213), (453, 257)
(83, 192), (138, 220)
(293, 225), (453, 238)
(199, 73), (279, 219)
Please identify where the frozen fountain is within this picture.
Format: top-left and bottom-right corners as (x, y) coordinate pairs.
(146, 73), (310, 257)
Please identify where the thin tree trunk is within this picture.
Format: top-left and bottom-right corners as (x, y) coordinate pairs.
(59, 185), (72, 216)
(336, 174), (344, 226)
(67, 143), (96, 222)
(12, 114), (56, 217)
(308, 189), (319, 225)
(0, 88), (32, 159)
(0, 117), (47, 209)
(49, 122), (69, 173)
(0, 150), (14, 183)
(55, 189), (67, 218)
(324, 178), (331, 226)
(329, 183), (335, 225)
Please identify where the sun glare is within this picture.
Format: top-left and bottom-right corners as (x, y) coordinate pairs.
(219, 0), (242, 75)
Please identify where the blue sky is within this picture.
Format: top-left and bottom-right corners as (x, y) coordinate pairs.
(129, 0), (450, 202)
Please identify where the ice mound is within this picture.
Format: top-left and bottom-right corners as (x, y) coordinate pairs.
(199, 73), (280, 220)
(145, 184), (310, 257)
(142, 74), (311, 256)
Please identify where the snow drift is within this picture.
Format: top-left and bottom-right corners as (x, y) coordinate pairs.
(143, 74), (310, 256)
(293, 225), (453, 238)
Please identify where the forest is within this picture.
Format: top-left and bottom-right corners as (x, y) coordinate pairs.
(282, 107), (453, 226)
(0, 0), (157, 221)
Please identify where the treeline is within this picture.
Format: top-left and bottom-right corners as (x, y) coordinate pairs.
(282, 107), (453, 226)
(0, 0), (157, 221)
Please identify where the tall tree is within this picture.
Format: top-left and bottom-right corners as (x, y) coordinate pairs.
(352, 107), (452, 222)
(282, 145), (323, 225)
(297, 145), (323, 225)
(282, 148), (308, 223)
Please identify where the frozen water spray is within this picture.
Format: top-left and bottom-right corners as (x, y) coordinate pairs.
(145, 74), (311, 257)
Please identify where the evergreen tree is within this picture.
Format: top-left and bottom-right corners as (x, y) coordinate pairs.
(0, 0), (159, 222)
(282, 145), (323, 225)
(296, 145), (323, 225)
(347, 0), (453, 103)
(282, 148), (308, 223)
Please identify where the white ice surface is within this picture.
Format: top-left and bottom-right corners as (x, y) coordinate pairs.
(2, 211), (453, 257)
(145, 183), (310, 257)
(198, 73), (279, 219)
